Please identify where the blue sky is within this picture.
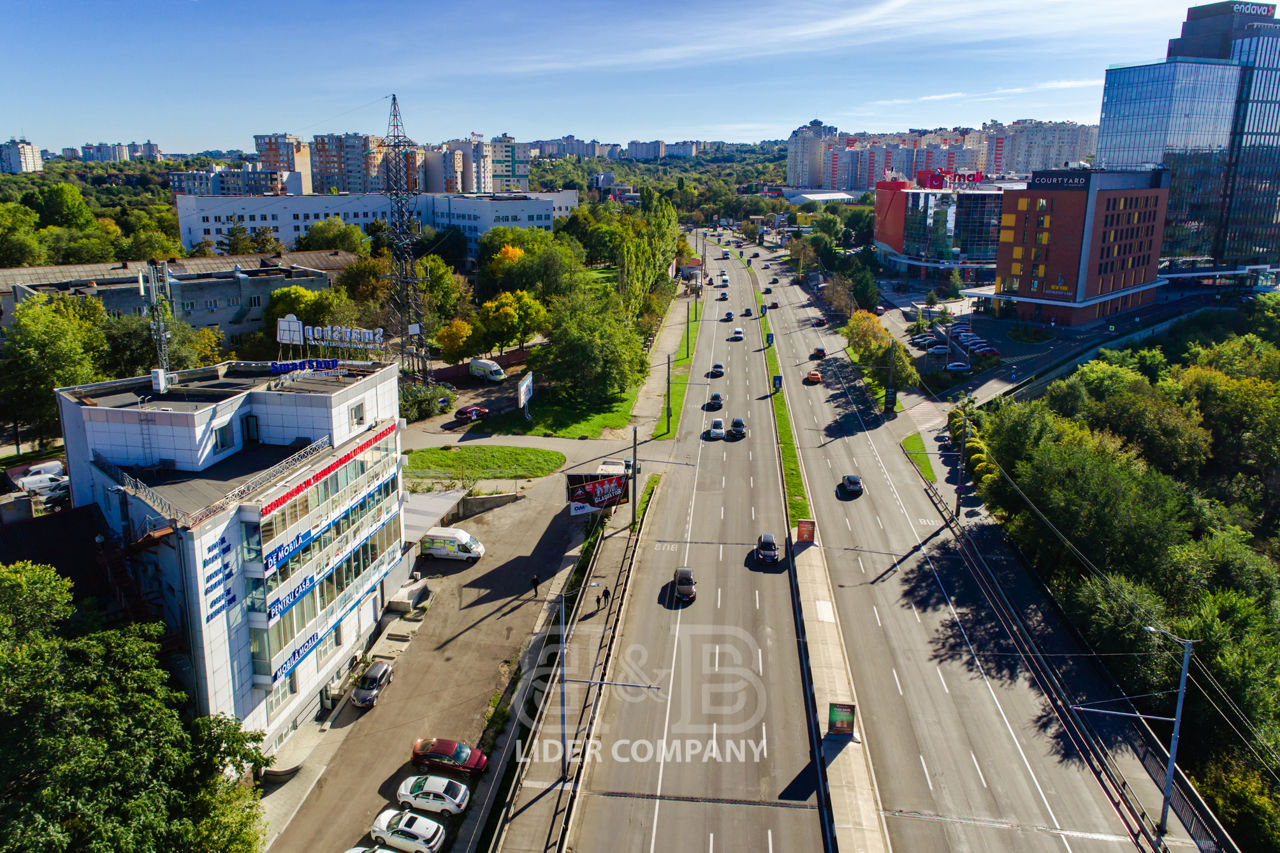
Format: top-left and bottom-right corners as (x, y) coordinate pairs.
(2, 0), (1189, 153)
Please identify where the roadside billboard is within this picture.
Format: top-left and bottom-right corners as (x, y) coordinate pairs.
(518, 372), (534, 407)
(566, 473), (630, 515)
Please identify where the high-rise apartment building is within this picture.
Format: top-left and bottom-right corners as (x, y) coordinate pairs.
(311, 133), (386, 194)
(1097, 1), (1280, 266)
(169, 164), (306, 196)
(627, 140), (667, 160)
(55, 359), (409, 754)
(786, 120), (840, 187)
(255, 133), (313, 194)
(0, 138), (42, 173)
(983, 120), (1098, 174)
(486, 134), (530, 192)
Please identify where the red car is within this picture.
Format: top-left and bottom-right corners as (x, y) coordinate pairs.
(412, 738), (488, 777)
(456, 405), (490, 422)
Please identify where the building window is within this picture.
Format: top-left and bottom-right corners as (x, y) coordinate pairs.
(241, 521), (262, 563)
(206, 299), (217, 311)
(250, 627), (270, 675)
(1017, 198), (1029, 211)
(214, 423), (234, 452)
(350, 402), (365, 429)
(249, 295), (262, 308)
(266, 672), (297, 718)
(181, 301), (195, 313)
(202, 216), (209, 222)
(203, 228), (211, 236)
(315, 624), (342, 667)
(1012, 246), (1023, 259)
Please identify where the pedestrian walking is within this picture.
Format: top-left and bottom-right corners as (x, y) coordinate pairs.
(596, 592), (602, 611)
(602, 586), (611, 607)
(530, 573), (540, 597)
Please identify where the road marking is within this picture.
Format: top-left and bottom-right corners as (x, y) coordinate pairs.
(721, 476), (725, 488)
(814, 415), (818, 423)
(758, 648), (763, 675)
(826, 458), (831, 468)
(709, 833), (714, 853)
(719, 544), (723, 561)
(858, 556), (865, 574)
(720, 506), (724, 519)
(750, 476), (753, 488)
(876, 515), (883, 529)
(971, 751), (988, 788)
(749, 451), (753, 461)
(752, 506), (755, 520)
(873, 605), (881, 627)
(911, 602), (920, 622)
(717, 588), (721, 610)
(845, 517), (851, 531)
(920, 755), (934, 791)
(715, 644), (719, 668)
(893, 668), (902, 695)
(755, 589), (760, 609)
(814, 600), (834, 622)
(768, 829), (773, 853)
(723, 451), (727, 462)
(762, 723), (767, 755)
(937, 667), (950, 694)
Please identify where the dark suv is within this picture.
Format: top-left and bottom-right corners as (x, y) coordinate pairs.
(756, 533), (779, 564)
(351, 660), (394, 708)
(728, 417), (746, 439)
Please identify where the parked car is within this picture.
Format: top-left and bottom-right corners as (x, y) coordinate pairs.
(397, 775), (471, 816)
(945, 362), (972, 373)
(717, 292), (728, 301)
(762, 286), (772, 294)
(672, 567), (697, 602)
(351, 660), (394, 708)
(24, 460), (64, 478)
(840, 474), (864, 495)
(875, 305), (886, 316)
(411, 738), (488, 777)
(927, 344), (950, 355)
(751, 252), (760, 258)
(708, 392), (723, 410)
(728, 417), (746, 439)
(369, 808), (445, 853)
(43, 490), (71, 513)
(707, 418), (725, 440)
(19, 474), (67, 496)
(762, 263), (771, 269)
(724, 311), (734, 322)
(455, 405), (490, 422)
(806, 370), (822, 383)
(756, 533), (779, 564)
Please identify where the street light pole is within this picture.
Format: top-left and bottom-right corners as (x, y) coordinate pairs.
(1145, 625), (1195, 835)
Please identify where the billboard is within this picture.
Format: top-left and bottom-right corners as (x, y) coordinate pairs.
(518, 372), (534, 407)
(276, 313), (304, 345)
(566, 473), (630, 515)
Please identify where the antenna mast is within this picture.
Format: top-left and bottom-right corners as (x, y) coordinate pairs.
(384, 94), (427, 382)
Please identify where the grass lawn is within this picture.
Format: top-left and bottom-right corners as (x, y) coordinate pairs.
(759, 305), (811, 523)
(406, 445), (566, 479)
(650, 300), (702, 440)
(479, 384), (640, 439)
(585, 266), (618, 288)
(900, 432), (936, 483)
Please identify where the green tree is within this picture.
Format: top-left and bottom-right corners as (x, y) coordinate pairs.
(217, 224), (254, 256)
(120, 229), (185, 261)
(38, 226), (115, 264)
(476, 292), (521, 353)
(250, 226), (285, 255)
(813, 213), (841, 241)
(295, 216), (367, 255)
(2, 296), (98, 436)
(0, 201), (46, 266)
(416, 254), (465, 322)
(35, 183), (95, 229)
(336, 256), (390, 304)
(188, 239), (216, 258)
(435, 318), (476, 364)
(508, 289), (548, 348)
(530, 290), (645, 403)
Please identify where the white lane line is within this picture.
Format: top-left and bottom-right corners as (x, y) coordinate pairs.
(719, 544), (723, 561)
(876, 515), (883, 529)
(757, 647), (763, 675)
(721, 506), (724, 519)
(721, 476), (725, 488)
(709, 833), (714, 853)
(920, 755), (934, 791)
(972, 751), (988, 788)
(715, 644), (719, 669)
(813, 414), (818, 423)
(750, 476), (753, 488)
(845, 517), (851, 531)
(826, 458), (831, 468)
(768, 829), (773, 853)
(749, 451), (753, 461)
(892, 668), (903, 695)
(937, 667), (950, 694)
(755, 589), (760, 610)
(752, 506), (755, 520)
(873, 605), (881, 627)
(911, 603), (920, 622)
(723, 451), (727, 462)
(858, 556), (865, 574)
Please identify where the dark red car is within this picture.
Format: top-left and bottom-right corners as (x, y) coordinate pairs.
(412, 738), (488, 777)
(456, 405), (490, 422)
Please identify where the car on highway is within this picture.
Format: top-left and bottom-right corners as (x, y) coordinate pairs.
(769, 301), (779, 309)
(769, 277), (779, 284)
(711, 362), (725, 377)
(751, 251), (760, 258)
(411, 738), (488, 777)
(724, 311), (734, 321)
(706, 418), (725, 440)
(840, 474), (864, 496)
(806, 369), (822, 383)
(742, 307), (752, 316)
(708, 392), (723, 410)
(728, 416), (746, 439)
(945, 362), (972, 373)
(673, 567), (697, 602)
(756, 533), (779, 564)
(813, 346), (826, 360)
(455, 405), (490, 422)
(731, 328), (744, 341)
(369, 808), (445, 853)
(350, 660), (394, 708)
(762, 286), (772, 294)
(927, 344), (950, 355)
(717, 292), (728, 301)
(762, 263), (771, 269)
(396, 775), (471, 816)
(813, 317), (827, 327)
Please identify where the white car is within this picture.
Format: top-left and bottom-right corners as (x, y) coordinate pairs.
(945, 362), (972, 373)
(369, 809), (445, 853)
(731, 328), (744, 341)
(19, 473), (68, 496)
(24, 460), (64, 478)
(397, 775), (471, 816)
(707, 418), (726, 440)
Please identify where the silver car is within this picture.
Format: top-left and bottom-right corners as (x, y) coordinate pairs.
(351, 660), (394, 708)
(397, 775), (471, 816)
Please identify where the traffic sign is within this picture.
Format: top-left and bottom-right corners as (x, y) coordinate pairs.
(772, 374), (782, 391)
(766, 333), (774, 346)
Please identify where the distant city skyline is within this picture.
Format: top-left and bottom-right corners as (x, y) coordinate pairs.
(2, 0), (1186, 153)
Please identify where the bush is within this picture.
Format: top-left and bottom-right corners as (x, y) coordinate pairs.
(399, 383), (455, 422)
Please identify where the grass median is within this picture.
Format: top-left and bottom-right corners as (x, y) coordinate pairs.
(900, 432), (936, 483)
(651, 299), (701, 440)
(757, 294), (811, 523)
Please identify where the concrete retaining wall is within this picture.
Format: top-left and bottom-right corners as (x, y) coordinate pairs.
(440, 492), (522, 526)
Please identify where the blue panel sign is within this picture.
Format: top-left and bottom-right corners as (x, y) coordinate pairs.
(766, 333), (774, 346)
(270, 358), (339, 375)
(265, 528), (313, 574)
(268, 574), (315, 625)
(773, 375), (782, 391)
(273, 631), (320, 682)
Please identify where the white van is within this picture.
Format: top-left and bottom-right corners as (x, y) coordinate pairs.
(25, 460), (64, 478)
(421, 527), (485, 562)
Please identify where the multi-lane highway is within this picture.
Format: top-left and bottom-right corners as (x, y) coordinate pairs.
(568, 239), (825, 850)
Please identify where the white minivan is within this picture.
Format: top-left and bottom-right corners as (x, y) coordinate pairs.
(421, 527), (485, 562)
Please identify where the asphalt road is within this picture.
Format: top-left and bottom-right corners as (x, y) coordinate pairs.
(568, 237), (825, 851)
(759, 240), (1144, 851)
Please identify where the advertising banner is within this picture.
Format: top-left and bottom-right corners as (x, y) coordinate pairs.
(568, 474), (629, 509)
(796, 519), (816, 542)
(829, 702), (856, 735)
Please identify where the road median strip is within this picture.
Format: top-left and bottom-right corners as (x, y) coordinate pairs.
(756, 288), (811, 521)
(651, 299), (701, 440)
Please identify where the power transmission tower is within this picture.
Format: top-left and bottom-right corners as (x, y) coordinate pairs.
(383, 94), (428, 382)
(144, 260), (172, 371)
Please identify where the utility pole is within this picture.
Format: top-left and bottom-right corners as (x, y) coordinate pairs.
(686, 300), (691, 360)
(666, 354), (672, 435)
(955, 412), (967, 519)
(631, 425), (638, 529)
(1143, 627), (1195, 836)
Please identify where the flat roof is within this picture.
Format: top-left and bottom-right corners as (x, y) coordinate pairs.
(0, 250), (355, 289)
(63, 360), (390, 413)
(137, 443), (299, 514)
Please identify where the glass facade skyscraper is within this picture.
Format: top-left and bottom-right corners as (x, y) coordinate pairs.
(901, 190), (1004, 271)
(1097, 2), (1280, 266)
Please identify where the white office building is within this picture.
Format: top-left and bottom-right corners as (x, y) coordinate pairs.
(56, 359), (409, 753)
(176, 190), (578, 258)
(1, 138), (42, 173)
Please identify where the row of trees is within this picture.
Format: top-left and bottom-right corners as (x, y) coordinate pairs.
(956, 296), (1280, 849)
(0, 560), (270, 851)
